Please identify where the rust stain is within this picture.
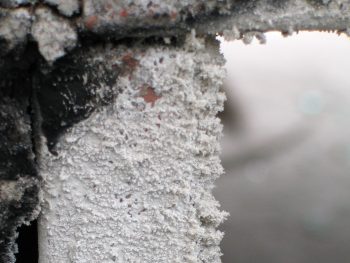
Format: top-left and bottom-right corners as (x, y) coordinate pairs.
(122, 53), (139, 71)
(119, 9), (129, 17)
(84, 15), (98, 30)
(141, 86), (161, 107)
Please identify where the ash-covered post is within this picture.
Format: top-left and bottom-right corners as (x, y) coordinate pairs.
(1, 0), (350, 262)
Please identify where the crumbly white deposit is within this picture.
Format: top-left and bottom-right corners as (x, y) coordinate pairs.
(44, 0), (80, 17)
(0, 177), (38, 203)
(31, 7), (77, 63)
(39, 36), (228, 263)
(0, 181), (24, 202)
(0, 8), (31, 53)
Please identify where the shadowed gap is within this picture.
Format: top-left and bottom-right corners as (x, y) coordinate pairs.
(15, 220), (38, 263)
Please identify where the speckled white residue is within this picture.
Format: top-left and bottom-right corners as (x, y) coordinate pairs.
(38, 35), (228, 263)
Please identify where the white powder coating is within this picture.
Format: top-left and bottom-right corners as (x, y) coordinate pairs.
(38, 36), (228, 263)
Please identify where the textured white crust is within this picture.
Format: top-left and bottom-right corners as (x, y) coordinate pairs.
(3, 1), (350, 63)
(31, 7), (77, 63)
(39, 36), (228, 263)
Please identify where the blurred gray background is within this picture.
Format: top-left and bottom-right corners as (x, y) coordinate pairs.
(215, 32), (350, 263)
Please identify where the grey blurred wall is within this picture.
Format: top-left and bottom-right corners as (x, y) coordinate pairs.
(216, 32), (350, 263)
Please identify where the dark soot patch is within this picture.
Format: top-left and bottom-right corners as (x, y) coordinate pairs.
(35, 49), (119, 153)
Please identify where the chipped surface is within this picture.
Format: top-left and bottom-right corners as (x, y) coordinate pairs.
(38, 36), (228, 263)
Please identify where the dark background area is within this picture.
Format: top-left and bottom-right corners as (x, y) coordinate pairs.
(16, 220), (38, 263)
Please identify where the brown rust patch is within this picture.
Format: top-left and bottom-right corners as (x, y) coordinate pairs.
(121, 53), (139, 73)
(119, 9), (128, 18)
(84, 15), (98, 30)
(140, 86), (161, 107)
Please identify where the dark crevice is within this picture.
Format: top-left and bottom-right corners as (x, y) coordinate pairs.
(27, 94), (39, 165)
(16, 46), (41, 263)
(27, 67), (40, 165)
(15, 220), (38, 263)
(0, 45), (39, 181)
(0, 43), (41, 263)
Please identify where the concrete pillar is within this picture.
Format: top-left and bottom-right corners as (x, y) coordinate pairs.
(38, 36), (227, 262)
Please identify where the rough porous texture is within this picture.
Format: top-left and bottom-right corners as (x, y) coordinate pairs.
(39, 35), (228, 263)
